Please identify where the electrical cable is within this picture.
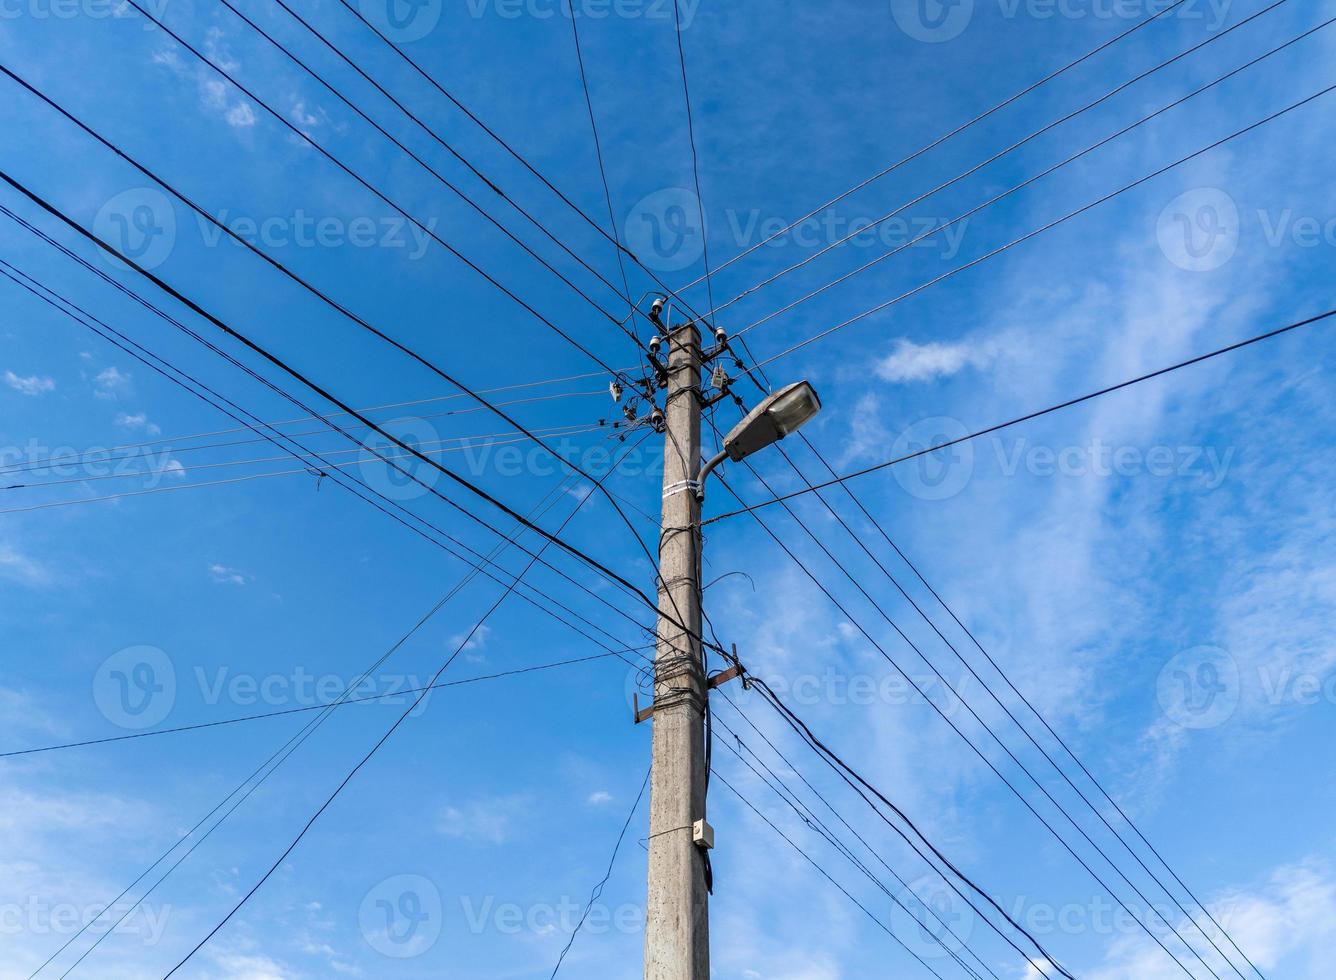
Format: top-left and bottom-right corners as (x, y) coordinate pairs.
(156, 412), (653, 978)
(676, 0), (1193, 291)
(0, 58), (711, 656)
(729, 408), (1225, 978)
(699, 0), (1299, 323)
(712, 716), (996, 980)
(562, 0), (637, 326)
(750, 680), (1078, 980)
(549, 763), (651, 978)
(726, 17), (1331, 345)
(0, 170), (726, 660)
(670, 0), (718, 323)
(732, 337), (1262, 977)
(210, 0), (638, 345)
(2, 649), (651, 761)
(706, 305), (1336, 524)
(711, 770), (954, 980)
(0, 225), (668, 662)
(737, 81), (1336, 370)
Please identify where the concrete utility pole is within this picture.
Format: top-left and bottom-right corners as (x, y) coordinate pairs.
(644, 321), (710, 979)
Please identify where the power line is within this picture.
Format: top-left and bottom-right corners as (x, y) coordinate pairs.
(157, 415), (655, 978)
(706, 306), (1336, 524)
(670, 0), (718, 327)
(733, 420), (1228, 978)
(0, 220), (670, 658)
(700, 0), (1300, 323)
(711, 715), (997, 980)
(59, 441), (649, 979)
(0, 57), (710, 652)
(210, 0), (642, 346)
(0, 391), (613, 480)
(562, 0), (638, 326)
(675, 0), (1193, 291)
(1, 372), (628, 479)
(549, 763), (651, 978)
(0, 169), (718, 656)
(711, 769), (955, 980)
(748, 680), (1078, 980)
(2, 650), (649, 761)
(324, 0), (726, 338)
(738, 80), (1336, 369)
(709, 444), (1211, 976)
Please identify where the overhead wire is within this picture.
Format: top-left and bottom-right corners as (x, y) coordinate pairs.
(676, 0), (1194, 291)
(696, 0), (1298, 323)
(711, 769), (955, 980)
(731, 336), (1260, 979)
(548, 763), (652, 978)
(156, 401), (656, 978)
(711, 713), (997, 980)
(65, 435), (650, 979)
(0, 213), (673, 659)
(0, 155), (724, 658)
(562, 0), (638, 327)
(1, 55), (714, 654)
(708, 440), (1211, 977)
(706, 305), (1336, 524)
(210, 0), (642, 350)
(737, 80), (1336, 370)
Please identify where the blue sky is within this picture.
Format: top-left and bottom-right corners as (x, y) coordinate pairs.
(2, 0), (1335, 977)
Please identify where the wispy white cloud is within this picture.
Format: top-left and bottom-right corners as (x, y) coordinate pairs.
(4, 371), (55, 396)
(114, 412), (161, 435)
(209, 564), (249, 586)
(437, 794), (529, 845)
(875, 337), (995, 383)
(93, 366), (130, 399)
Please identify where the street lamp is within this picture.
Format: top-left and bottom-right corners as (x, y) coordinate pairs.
(696, 380), (822, 498)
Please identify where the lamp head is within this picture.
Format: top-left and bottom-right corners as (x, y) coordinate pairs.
(722, 381), (821, 462)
